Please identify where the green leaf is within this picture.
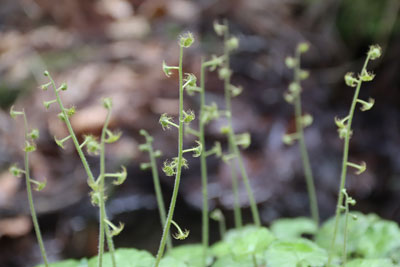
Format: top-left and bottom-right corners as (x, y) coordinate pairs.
(316, 212), (400, 260)
(270, 217), (317, 239)
(211, 225), (275, 260)
(159, 256), (188, 267)
(34, 259), (87, 267)
(167, 244), (212, 267)
(264, 238), (328, 267)
(357, 219), (400, 259)
(315, 212), (378, 257)
(88, 248), (154, 267)
(345, 258), (395, 267)
(211, 241), (231, 258)
(212, 254), (264, 267)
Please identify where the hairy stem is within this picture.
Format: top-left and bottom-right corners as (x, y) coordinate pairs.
(293, 49), (319, 226)
(154, 45), (185, 267)
(22, 113), (49, 267)
(148, 140), (172, 250)
(327, 54), (371, 265)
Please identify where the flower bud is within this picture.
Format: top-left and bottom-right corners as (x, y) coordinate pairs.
(297, 42), (310, 54)
(226, 36), (239, 51)
(285, 57), (297, 69)
(103, 98), (112, 109)
(213, 21), (227, 36)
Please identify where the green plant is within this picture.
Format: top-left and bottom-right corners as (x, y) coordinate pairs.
(327, 45), (381, 266)
(23, 26), (399, 267)
(283, 42), (319, 226)
(183, 55), (224, 266)
(154, 32), (198, 267)
(9, 107), (49, 267)
(215, 20), (261, 227)
(139, 129), (172, 251)
(41, 72), (125, 267)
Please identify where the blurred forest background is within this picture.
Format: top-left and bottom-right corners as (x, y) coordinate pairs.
(0, 0), (400, 266)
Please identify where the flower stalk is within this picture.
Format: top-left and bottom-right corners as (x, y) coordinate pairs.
(9, 109), (49, 267)
(284, 43), (319, 226)
(218, 20), (261, 227)
(327, 45), (381, 266)
(139, 129), (172, 251)
(154, 32), (195, 267)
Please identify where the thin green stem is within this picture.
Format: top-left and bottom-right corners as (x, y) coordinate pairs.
(22, 113), (49, 267)
(105, 226), (117, 267)
(154, 45), (185, 267)
(218, 216), (226, 240)
(223, 22), (243, 229)
(223, 20), (260, 227)
(327, 54), (371, 266)
(148, 140), (172, 250)
(342, 201), (349, 266)
(293, 49), (319, 226)
(48, 75), (96, 185)
(229, 133), (261, 227)
(199, 58), (209, 267)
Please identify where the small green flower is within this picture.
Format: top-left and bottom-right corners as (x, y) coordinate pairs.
(24, 141), (36, 152)
(226, 36), (239, 51)
(179, 32), (194, 48)
(86, 137), (100, 155)
(368, 45), (382, 60)
(285, 57), (297, 69)
(344, 72), (358, 87)
(162, 160), (176, 176)
(103, 98), (112, 109)
(28, 129), (40, 140)
(213, 21), (227, 36)
(9, 164), (23, 177)
(183, 110), (195, 123)
(58, 83), (68, 91)
(297, 42), (310, 53)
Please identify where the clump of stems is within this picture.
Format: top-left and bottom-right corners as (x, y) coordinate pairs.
(139, 129), (172, 250)
(283, 42), (319, 226)
(215, 20), (261, 227)
(154, 32), (199, 267)
(41, 72), (126, 267)
(9, 108), (49, 267)
(327, 45), (381, 266)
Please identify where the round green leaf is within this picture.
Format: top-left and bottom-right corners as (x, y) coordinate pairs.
(224, 225), (275, 259)
(88, 248), (154, 267)
(167, 244), (212, 267)
(265, 238), (328, 267)
(271, 217), (317, 239)
(34, 259), (87, 267)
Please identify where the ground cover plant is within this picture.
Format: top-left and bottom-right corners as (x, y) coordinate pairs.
(8, 20), (400, 267)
